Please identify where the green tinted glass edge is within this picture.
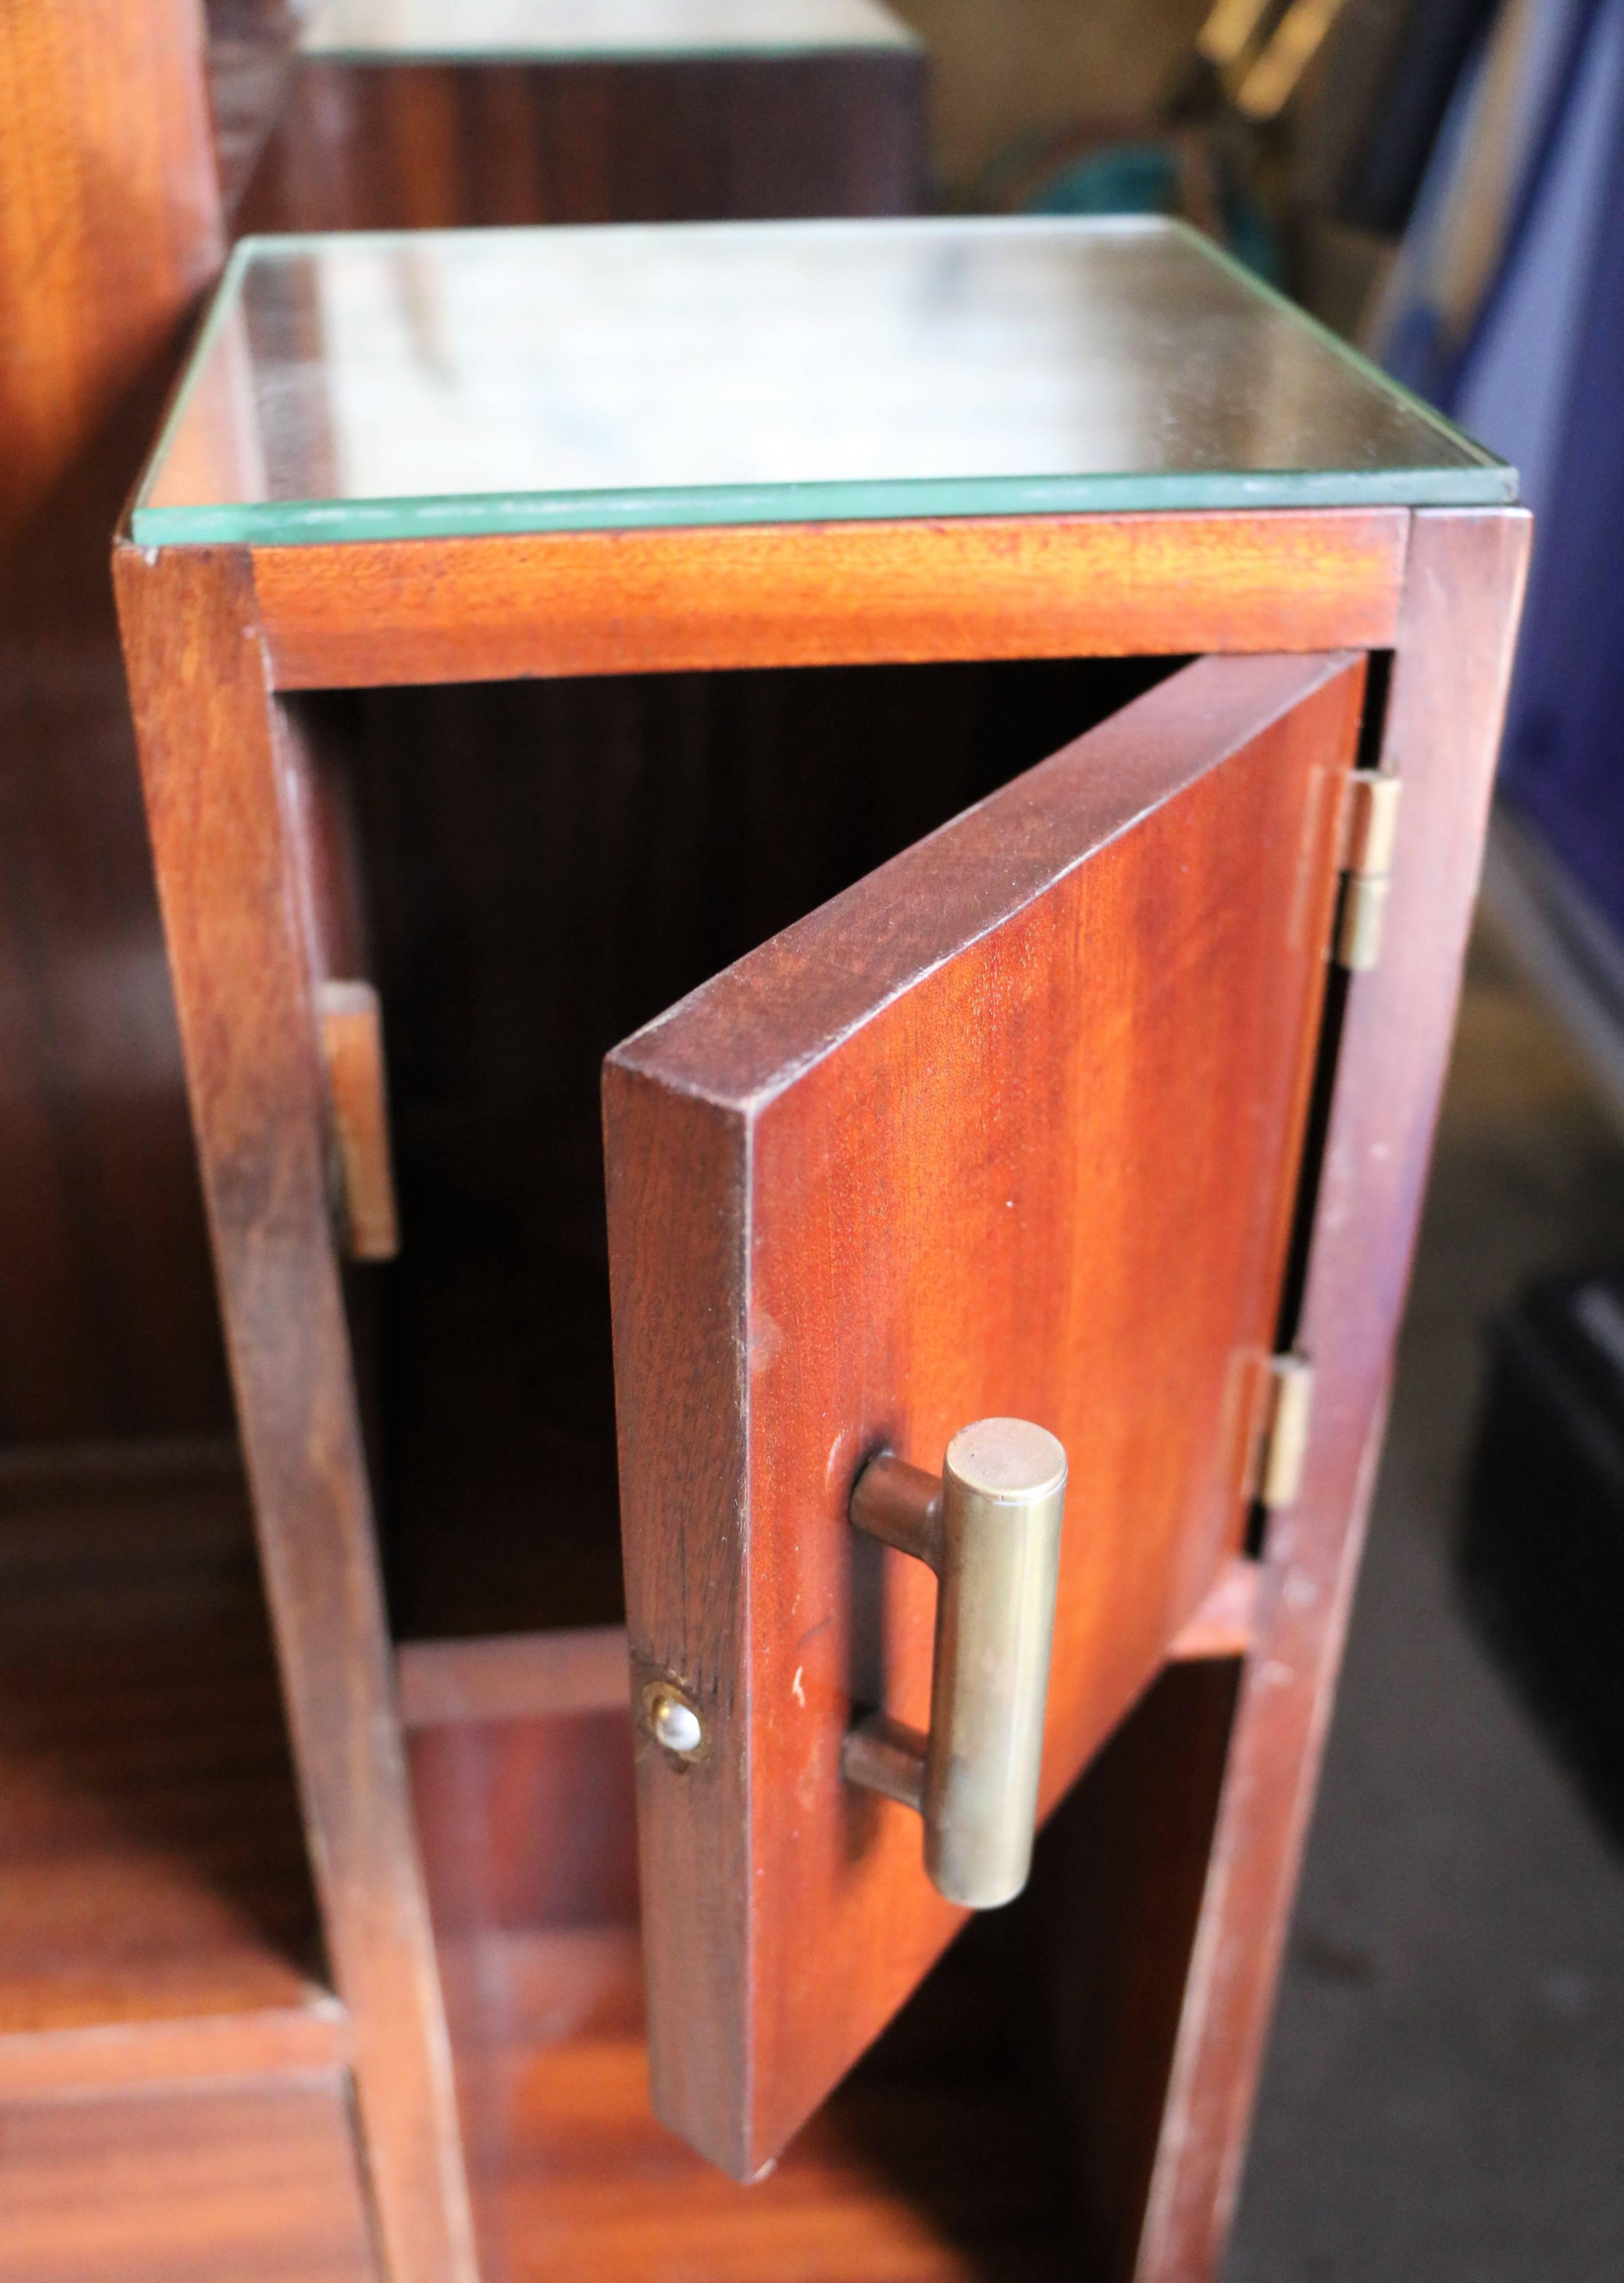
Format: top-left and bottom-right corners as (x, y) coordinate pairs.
(130, 221), (1520, 549)
(130, 461), (1518, 548)
(303, 32), (922, 57)
(130, 237), (262, 535)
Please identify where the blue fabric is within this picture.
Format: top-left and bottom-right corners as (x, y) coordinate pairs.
(1452, 0), (1621, 520)
(1495, 44), (1624, 939)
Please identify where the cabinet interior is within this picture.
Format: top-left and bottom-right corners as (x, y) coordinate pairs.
(295, 653), (1182, 1645)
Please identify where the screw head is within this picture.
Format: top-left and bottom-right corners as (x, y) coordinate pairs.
(647, 1687), (703, 1757)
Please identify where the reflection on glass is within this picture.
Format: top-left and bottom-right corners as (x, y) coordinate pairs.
(298, 0), (918, 57)
(135, 218), (1513, 544)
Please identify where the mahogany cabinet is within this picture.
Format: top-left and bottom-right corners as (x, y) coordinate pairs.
(236, 0), (927, 230)
(114, 216), (1527, 2283)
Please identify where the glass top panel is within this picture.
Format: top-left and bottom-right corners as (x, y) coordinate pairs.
(297, 0), (918, 57)
(133, 218), (1514, 548)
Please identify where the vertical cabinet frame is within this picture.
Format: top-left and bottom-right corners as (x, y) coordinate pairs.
(115, 503), (1529, 2283)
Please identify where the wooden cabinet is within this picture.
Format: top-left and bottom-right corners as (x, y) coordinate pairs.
(235, 0), (927, 229)
(114, 217), (1527, 2283)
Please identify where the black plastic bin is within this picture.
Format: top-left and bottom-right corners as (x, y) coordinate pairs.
(1463, 1272), (1624, 1844)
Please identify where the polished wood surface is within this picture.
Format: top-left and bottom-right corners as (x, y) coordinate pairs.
(115, 545), (477, 2283)
(0, 0), (230, 1441)
(0, 1445), (325, 2071)
(239, 47), (924, 232)
(1135, 508), (1533, 2283)
(605, 652), (1364, 2174)
(249, 509), (1408, 690)
(0, 2074), (378, 2283)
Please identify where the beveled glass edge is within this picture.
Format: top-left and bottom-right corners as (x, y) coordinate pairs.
(300, 32), (924, 57)
(1174, 220), (1509, 484)
(129, 235), (261, 541)
(130, 460), (1519, 548)
(129, 217), (1520, 549)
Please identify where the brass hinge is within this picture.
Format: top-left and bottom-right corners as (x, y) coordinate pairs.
(1257, 1354), (1315, 1509)
(1335, 769), (1402, 972)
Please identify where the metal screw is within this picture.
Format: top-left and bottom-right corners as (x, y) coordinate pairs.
(648, 1688), (703, 1757)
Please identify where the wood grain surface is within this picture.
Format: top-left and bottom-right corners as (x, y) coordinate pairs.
(0, 1445), (327, 2069)
(1133, 508), (1532, 2283)
(250, 510), (1407, 690)
(115, 544), (478, 2283)
(0, 2074), (378, 2283)
(0, 0), (229, 1440)
(425, 1731), (1084, 2283)
(605, 651), (1365, 2174)
(237, 47), (925, 232)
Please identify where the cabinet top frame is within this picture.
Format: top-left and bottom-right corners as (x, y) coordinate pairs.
(132, 217), (1510, 554)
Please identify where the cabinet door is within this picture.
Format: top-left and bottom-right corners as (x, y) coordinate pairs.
(604, 650), (1364, 2178)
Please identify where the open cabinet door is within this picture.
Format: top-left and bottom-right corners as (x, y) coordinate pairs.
(603, 650), (1365, 2179)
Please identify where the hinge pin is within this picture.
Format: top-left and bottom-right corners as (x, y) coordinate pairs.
(1336, 770), (1402, 973)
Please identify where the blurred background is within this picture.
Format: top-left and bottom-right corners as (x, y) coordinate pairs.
(3, 3), (1623, 2275)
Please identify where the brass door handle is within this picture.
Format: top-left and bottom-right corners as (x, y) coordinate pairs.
(841, 1419), (1067, 1909)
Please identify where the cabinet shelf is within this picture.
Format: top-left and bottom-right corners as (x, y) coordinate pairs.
(406, 1628), (1079, 2283)
(0, 1449), (338, 2095)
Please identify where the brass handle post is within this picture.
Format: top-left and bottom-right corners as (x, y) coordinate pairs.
(842, 1420), (1067, 1909)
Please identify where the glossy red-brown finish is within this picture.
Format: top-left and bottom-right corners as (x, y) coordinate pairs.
(0, 2074), (379, 2283)
(250, 510), (1408, 690)
(605, 652), (1364, 2175)
(0, 1446), (325, 2065)
(0, 1444), (370, 2271)
(237, 46), (925, 233)
(0, 0), (230, 1440)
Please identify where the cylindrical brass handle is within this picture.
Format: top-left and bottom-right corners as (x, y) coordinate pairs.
(842, 1419), (1067, 1909)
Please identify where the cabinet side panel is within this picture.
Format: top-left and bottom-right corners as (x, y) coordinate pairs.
(1136, 506), (1533, 2283)
(114, 544), (478, 2283)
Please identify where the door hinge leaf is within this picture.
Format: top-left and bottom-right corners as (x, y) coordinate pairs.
(1259, 1354), (1314, 1509)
